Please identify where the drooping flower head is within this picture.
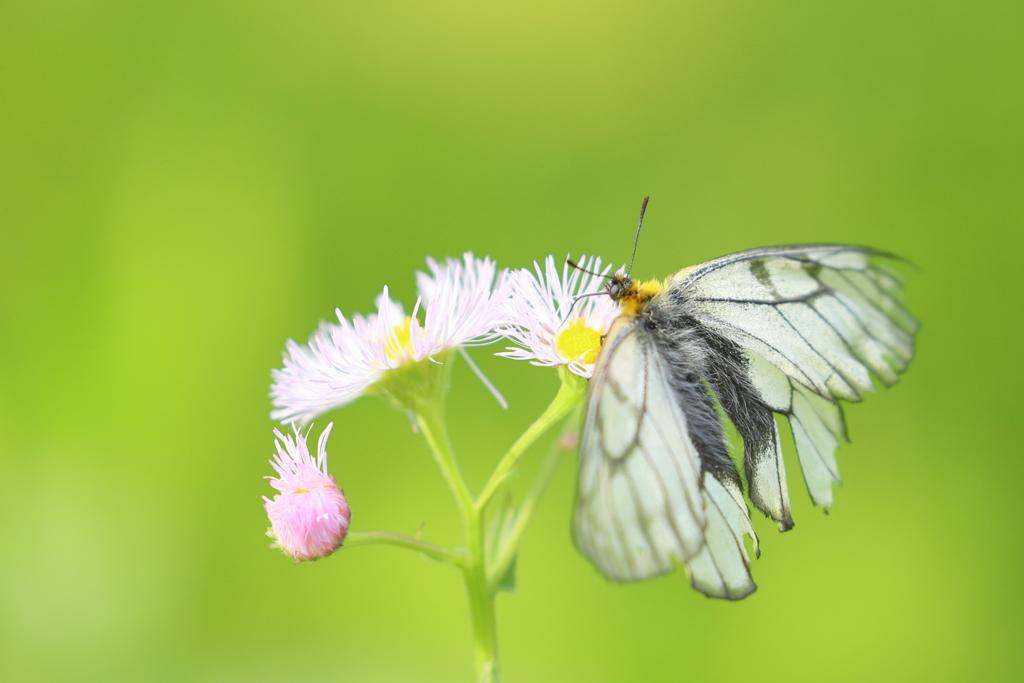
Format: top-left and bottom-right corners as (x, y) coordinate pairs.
(271, 253), (508, 424)
(498, 255), (621, 378)
(264, 423), (351, 562)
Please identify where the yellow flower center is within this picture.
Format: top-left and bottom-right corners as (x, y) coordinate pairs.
(385, 317), (416, 362)
(289, 485), (328, 494)
(555, 318), (602, 365)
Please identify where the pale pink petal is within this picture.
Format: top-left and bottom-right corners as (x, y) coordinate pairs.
(264, 423), (351, 562)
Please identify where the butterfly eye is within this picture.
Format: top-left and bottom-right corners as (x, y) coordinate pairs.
(607, 281), (622, 298)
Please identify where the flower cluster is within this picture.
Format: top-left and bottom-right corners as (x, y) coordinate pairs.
(263, 251), (622, 561)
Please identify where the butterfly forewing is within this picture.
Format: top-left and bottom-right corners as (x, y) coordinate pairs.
(672, 245), (918, 403)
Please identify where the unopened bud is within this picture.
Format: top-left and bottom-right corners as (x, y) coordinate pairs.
(264, 423), (351, 561)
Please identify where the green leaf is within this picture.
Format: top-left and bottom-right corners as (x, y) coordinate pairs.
(495, 554), (517, 593)
(486, 495), (518, 593)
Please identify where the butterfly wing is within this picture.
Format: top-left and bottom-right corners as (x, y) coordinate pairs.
(574, 316), (757, 598)
(669, 245), (918, 522)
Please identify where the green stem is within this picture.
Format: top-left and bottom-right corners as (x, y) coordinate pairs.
(487, 405), (582, 592)
(414, 399), (497, 681)
(465, 510), (498, 682)
(345, 531), (465, 566)
(415, 401), (475, 522)
(412, 368), (586, 682)
(475, 368), (586, 513)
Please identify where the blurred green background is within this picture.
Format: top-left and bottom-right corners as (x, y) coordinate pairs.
(2, 1), (1022, 681)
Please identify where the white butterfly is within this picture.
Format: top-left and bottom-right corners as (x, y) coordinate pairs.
(574, 208), (918, 599)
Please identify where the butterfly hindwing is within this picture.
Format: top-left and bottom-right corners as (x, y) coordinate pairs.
(574, 317), (757, 598)
(687, 474), (758, 599)
(745, 350), (847, 509)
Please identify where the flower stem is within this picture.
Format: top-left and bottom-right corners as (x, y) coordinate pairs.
(414, 368), (587, 682)
(465, 511), (498, 682)
(345, 531), (465, 566)
(415, 401), (475, 522)
(414, 399), (497, 681)
(487, 404), (582, 591)
(475, 368), (586, 512)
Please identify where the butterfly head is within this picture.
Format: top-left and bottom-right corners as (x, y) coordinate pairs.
(605, 272), (632, 301)
(606, 271), (662, 317)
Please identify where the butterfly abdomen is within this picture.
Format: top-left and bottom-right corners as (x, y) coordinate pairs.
(647, 288), (796, 529)
(643, 298), (743, 493)
(656, 281), (797, 530)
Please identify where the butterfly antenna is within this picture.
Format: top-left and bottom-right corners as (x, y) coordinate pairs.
(559, 290), (609, 327)
(561, 256), (614, 331)
(566, 258), (610, 279)
(626, 195), (649, 276)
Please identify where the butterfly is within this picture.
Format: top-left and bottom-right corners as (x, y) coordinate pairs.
(573, 198), (918, 599)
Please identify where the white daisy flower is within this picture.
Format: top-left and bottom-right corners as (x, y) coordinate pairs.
(271, 253), (508, 425)
(415, 253), (508, 351)
(497, 255), (621, 379)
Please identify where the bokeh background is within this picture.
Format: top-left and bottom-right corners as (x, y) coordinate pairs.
(2, 1), (1022, 681)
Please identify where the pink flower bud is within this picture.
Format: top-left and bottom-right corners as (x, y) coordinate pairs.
(264, 423), (351, 561)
